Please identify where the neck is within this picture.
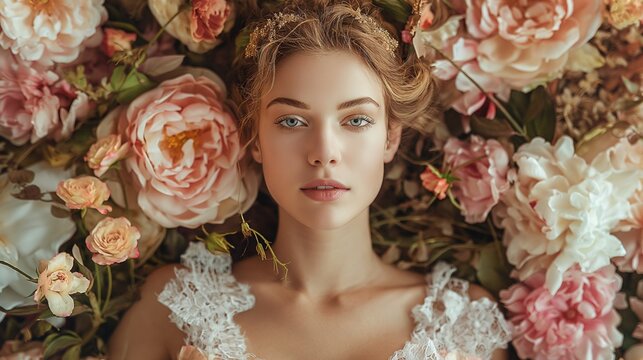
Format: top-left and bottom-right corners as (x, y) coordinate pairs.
(270, 207), (385, 300)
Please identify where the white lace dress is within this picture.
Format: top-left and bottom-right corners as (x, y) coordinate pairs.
(158, 242), (512, 360)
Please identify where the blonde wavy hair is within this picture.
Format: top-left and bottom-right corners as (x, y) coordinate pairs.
(231, 0), (437, 147)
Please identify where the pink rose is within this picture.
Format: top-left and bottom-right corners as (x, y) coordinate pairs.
(444, 135), (510, 223)
(0, 50), (92, 145)
(500, 265), (623, 360)
(118, 73), (257, 228)
(466, 0), (603, 89)
(34, 253), (90, 317)
(85, 134), (130, 177)
(420, 166), (449, 200)
(85, 217), (140, 265)
(56, 176), (112, 215)
(190, 0), (232, 42)
(101, 28), (137, 57)
(418, 4), (435, 30)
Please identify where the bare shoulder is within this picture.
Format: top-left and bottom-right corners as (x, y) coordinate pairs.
(107, 264), (186, 360)
(467, 282), (496, 301)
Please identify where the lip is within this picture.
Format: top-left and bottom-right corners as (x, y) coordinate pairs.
(300, 179), (349, 190)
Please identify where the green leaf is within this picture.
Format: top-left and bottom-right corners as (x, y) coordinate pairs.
(523, 86), (556, 141)
(506, 90), (529, 124)
(469, 115), (515, 138)
(43, 331), (81, 359)
(115, 70), (156, 104)
(476, 243), (512, 296)
(109, 66), (127, 92)
(62, 344), (81, 360)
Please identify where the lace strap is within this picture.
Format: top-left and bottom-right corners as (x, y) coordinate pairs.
(408, 262), (512, 359)
(158, 242), (255, 359)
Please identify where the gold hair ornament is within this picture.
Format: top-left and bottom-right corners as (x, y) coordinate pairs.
(244, 12), (305, 59)
(243, 8), (399, 59)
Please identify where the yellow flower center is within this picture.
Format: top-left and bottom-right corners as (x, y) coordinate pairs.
(29, 0), (52, 11)
(160, 129), (204, 163)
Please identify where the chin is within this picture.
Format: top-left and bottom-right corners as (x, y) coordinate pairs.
(289, 205), (365, 231)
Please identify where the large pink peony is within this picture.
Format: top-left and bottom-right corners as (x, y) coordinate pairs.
(0, 0), (107, 66)
(112, 73), (258, 228)
(500, 265), (623, 360)
(443, 135), (510, 223)
(465, 0), (603, 89)
(0, 51), (92, 145)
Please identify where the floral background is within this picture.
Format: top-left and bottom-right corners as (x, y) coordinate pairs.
(0, 0), (641, 359)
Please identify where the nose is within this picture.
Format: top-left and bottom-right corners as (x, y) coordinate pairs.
(307, 122), (341, 167)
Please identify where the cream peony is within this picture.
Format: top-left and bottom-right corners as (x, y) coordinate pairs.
(85, 217), (140, 265)
(0, 162), (76, 322)
(0, 0), (107, 66)
(494, 136), (640, 293)
(34, 252), (90, 317)
(105, 72), (258, 228)
(466, 0), (604, 89)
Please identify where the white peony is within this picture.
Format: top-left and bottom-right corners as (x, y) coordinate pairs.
(0, 162), (76, 321)
(494, 136), (641, 293)
(0, 0), (107, 66)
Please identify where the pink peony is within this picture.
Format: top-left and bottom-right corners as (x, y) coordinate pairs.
(56, 176), (112, 215)
(500, 265), (623, 360)
(190, 0), (232, 42)
(432, 37), (511, 115)
(466, 0), (603, 89)
(85, 217), (140, 265)
(115, 73), (257, 228)
(0, 0), (107, 66)
(443, 135), (510, 223)
(101, 28), (137, 57)
(0, 51), (92, 145)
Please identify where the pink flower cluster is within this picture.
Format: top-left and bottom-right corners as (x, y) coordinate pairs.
(414, 0), (604, 115)
(0, 51), (92, 145)
(500, 265), (623, 360)
(443, 135), (510, 223)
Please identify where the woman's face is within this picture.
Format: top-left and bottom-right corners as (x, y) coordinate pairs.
(253, 51), (401, 230)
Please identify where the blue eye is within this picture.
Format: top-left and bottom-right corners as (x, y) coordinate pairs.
(345, 116), (374, 129)
(276, 117), (306, 128)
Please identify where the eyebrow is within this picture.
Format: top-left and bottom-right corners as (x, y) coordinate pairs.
(266, 97), (380, 110)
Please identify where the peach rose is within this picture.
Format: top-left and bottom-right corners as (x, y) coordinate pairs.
(190, 0), (232, 42)
(85, 134), (130, 177)
(101, 28), (137, 57)
(85, 217), (140, 265)
(466, 0), (604, 89)
(56, 176), (112, 214)
(149, 0), (235, 53)
(0, 0), (107, 66)
(34, 253), (90, 317)
(116, 73), (257, 228)
(420, 166), (449, 200)
(444, 135), (511, 224)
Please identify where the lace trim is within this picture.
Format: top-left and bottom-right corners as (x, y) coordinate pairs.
(160, 242), (511, 360)
(158, 242), (255, 359)
(390, 262), (513, 360)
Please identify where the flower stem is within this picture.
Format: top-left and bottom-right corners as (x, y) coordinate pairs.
(0, 261), (37, 282)
(427, 43), (528, 140)
(148, 4), (188, 46)
(94, 263), (102, 309)
(101, 266), (112, 313)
